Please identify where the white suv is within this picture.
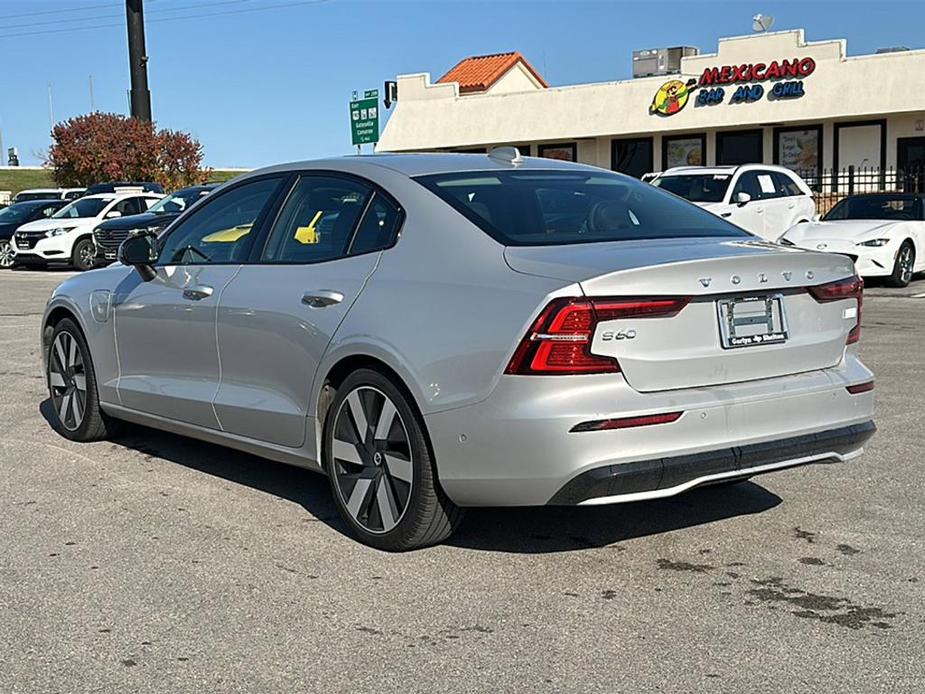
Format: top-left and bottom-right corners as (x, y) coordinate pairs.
(652, 164), (816, 240)
(12, 192), (161, 271)
(13, 188), (86, 203)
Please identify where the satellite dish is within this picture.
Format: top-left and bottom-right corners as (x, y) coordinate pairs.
(752, 13), (775, 32)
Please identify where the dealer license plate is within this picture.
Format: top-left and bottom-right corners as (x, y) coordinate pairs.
(717, 295), (788, 349)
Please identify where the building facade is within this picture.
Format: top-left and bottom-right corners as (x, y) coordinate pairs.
(378, 30), (925, 183)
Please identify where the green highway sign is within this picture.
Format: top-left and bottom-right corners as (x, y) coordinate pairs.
(350, 92), (380, 146)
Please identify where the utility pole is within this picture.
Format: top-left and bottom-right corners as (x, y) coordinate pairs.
(89, 74), (96, 112)
(0, 128), (4, 166)
(125, 0), (152, 121)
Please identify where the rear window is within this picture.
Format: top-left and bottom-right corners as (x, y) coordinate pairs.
(417, 170), (747, 246)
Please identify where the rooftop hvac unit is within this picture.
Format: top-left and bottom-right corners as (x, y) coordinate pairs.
(632, 46), (699, 79)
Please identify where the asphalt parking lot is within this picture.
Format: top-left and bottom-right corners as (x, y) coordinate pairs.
(1, 269), (923, 693)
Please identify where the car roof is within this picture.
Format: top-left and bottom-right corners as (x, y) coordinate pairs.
(241, 152), (603, 180)
(12, 198), (65, 207)
(660, 164), (797, 177)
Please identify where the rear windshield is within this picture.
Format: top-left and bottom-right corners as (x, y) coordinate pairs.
(416, 170), (747, 246)
(652, 174), (731, 203)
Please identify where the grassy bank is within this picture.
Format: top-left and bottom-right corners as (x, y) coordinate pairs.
(0, 168), (247, 196)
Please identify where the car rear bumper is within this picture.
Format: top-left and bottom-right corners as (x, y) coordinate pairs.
(425, 353), (875, 507)
(547, 420), (875, 505)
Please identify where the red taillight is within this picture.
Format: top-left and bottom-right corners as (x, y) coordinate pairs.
(807, 275), (863, 344)
(505, 296), (691, 376)
(846, 381), (874, 395)
(570, 411), (683, 432)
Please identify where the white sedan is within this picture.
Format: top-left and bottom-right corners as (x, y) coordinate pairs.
(779, 193), (924, 287)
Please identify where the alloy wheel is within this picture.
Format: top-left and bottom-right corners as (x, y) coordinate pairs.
(48, 331), (87, 431)
(0, 240), (13, 268)
(331, 386), (413, 534)
(899, 245), (914, 285)
(78, 242), (95, 270)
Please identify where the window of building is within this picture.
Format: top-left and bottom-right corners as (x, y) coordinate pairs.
(716, 129), (764, 166)
(611, 137), (654, 178)
(537, 143), (577, 162)
(662, 134), (706, 170)
(774, 125), (823, 189)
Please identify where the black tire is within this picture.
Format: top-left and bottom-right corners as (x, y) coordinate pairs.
(46, 318), (118, 442)
(0, 239), (14, 269)
(323, 368), (463, 551)
(886, 241), (915, 288)
(71, 237), (96, 272)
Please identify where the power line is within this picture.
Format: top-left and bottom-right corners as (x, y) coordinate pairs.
(2, 0), (254, 30)
(0, 1), (120, 21)
(0, 0), (331, 40)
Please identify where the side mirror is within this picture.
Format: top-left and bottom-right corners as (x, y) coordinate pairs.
(812, 213), (821, 222)
(105, 210), (122, 219)
(118, 233), (158, 282)
(734, 191), (752, 206)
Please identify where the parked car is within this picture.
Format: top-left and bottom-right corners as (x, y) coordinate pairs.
(93, 184), (216, 264)
(0, 199), (68, 268)
(83, 181), (164, 196)
(13, 188), (85, 203)
(779, 192), (925, 287)
(652, 164), (816, 240)
(40, 153), (874, 550)
(13, 192), (161, 271)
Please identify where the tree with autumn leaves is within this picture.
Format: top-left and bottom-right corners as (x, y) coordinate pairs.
(47, 112), (210, 191)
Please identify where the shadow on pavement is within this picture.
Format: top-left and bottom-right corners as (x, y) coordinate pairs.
(41, 399), (783, 553)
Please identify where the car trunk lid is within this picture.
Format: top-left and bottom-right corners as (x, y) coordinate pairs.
(505, 238), (859, 391)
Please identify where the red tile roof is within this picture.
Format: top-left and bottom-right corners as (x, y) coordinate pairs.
(437, 51), (548, 93)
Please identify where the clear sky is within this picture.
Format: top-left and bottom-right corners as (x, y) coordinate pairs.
(1, 0), (923, 168)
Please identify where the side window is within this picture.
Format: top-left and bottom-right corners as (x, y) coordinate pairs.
(349, 194), (402, 255)
(773, 172), (803, 197)
(754, 171), (782, 199)
(261, 175), (372, 264)
(157, 177), (282, 266)
(113, 198), (141, 216)
(732, 171), (762, 200)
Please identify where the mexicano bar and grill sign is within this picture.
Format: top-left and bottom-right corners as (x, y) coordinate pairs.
(650, 56), (816, 115)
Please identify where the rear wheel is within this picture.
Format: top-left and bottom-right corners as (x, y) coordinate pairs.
(886, 241), (915, 288)
(323, 368), (463, 551)
(0, 239), (13, 269)
(72, 238), (96, 272)
(46, 318), (117, 441)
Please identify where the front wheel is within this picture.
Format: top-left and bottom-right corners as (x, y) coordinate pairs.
(46, 318), (118, 441)
(72, 238), (96, 272)
(0, 239), (14, 269)
(323, 368), (463, 551)
(886, 241), (915, 288)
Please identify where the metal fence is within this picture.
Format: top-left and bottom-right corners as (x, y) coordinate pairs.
(791, 166), (925, 215)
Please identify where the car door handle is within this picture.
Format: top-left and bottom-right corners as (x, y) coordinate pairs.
(720, 212), (732, 218)
(302, 290), (344, 308)
(182, 285), (214, 301)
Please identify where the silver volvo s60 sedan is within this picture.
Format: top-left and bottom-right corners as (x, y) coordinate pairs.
(41, 151), (876, 550)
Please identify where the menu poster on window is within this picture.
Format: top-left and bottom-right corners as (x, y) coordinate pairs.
(665, 138), (703, 168)
(778, 129), (819, 173)
(539, 145), (577, 162)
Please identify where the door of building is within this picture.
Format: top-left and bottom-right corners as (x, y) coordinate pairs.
(611, 137), (653, 178)
(898, 137), (925, 192)
(716, 130), (764, 165)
